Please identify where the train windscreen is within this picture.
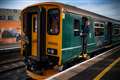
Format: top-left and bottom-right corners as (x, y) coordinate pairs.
(47, 8), (60, 35)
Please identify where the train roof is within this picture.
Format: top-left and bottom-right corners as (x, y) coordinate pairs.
(23, 2), (120, 24)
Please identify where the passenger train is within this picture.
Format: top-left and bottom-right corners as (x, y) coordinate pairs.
(21, 2), (120, 73)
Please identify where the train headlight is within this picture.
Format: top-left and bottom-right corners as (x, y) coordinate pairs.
(47, 48), (57, 55)
(51, 49), (54, 54)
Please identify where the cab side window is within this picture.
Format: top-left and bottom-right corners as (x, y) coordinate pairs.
(94, 22), (104, 36)
(74, 19), (80, 36)
(113, 28), (120, 36)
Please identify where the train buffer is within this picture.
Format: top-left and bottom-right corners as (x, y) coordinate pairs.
(47, 45), (120, 80)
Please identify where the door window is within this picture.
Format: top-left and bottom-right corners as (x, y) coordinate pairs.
(94, 22), (104, 36)
(32, 15), (37, 32)
(95, 28), (104, 36)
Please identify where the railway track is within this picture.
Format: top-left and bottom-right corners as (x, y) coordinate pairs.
(0, 48), (28, 80)
(0, 58), (25, 74)
(0, 48), (20, 62)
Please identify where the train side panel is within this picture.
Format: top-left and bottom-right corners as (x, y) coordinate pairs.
(111, 24), (120, 46)
(62, 13), (82, 64)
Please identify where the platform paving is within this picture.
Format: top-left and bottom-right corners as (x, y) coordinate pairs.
(70, 50), (120, 80)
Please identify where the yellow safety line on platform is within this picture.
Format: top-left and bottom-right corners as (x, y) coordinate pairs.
(93, 57), (120, 80)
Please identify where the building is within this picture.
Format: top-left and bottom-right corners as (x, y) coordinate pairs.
(0, 8), (21, 44)
(0, 8), (21, 21)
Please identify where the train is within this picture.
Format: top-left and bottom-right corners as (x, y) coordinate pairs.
(21, 2), (120, 73)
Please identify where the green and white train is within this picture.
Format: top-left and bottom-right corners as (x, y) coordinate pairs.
(21, 2), (120, 72)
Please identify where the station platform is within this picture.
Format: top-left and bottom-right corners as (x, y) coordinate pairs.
(47, 46), (120, 80)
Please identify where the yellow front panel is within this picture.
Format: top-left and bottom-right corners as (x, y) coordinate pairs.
(21, 5), (63, 65)
(45, 5), (62, 65)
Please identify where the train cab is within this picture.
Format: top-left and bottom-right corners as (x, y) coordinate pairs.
(21, 3), (63, 73)
(21, 2), (120, 74)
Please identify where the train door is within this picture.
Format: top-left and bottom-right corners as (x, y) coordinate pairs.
(22, 7), (46, 59)
(94, 21), (105, 47)
(81, 16), (89, 54)
(32, 14), (38, 56)
(107, 22), (112, 44)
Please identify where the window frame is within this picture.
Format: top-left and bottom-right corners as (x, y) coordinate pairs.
(8, 16), (14, 20)
(47, 8), (60, 35)
(94, 22), (105, 36)
(0, 15), (6, 20)
(95, 27), (104, 36)
(94, 23), (99, 27)
(73, 19), (80, 36)
(112, 28), (120, 36)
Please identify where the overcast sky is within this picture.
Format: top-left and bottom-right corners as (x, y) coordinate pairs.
(0, 0), (120, 20)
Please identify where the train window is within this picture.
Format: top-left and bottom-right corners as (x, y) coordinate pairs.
(113, 28), (119, 35)
(8, 16), (14, 20)
(73, 19), (80, 36)
(100, 24), (104, 27)
(47, 8), (60, 35)
(32, 15), (37, 32)
(0, 15), (6, 20)
(95, 23), (99, 26)
(95, 28), (104, 36)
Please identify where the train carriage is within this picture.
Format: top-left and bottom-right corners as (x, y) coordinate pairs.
(21, 2), (120, 73)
